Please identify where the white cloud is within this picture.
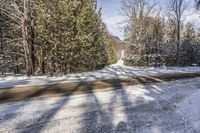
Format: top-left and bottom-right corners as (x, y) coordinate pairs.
(98, 0), (125, 39)
(102, 14), (125, 40)
(98, 0), (200, 39)
(183, 8), (200, 26)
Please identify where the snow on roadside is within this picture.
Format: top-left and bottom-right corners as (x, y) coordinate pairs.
(0, 77), (200, 132)
(167, 66), (200, 72)
(176, 90), (200, 130)
(0, 65), (200, 89)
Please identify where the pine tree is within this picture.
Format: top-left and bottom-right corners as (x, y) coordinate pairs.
(0, 0), (115, 75)
(105, 35), (118, 64)
(76, 0), (108, 71)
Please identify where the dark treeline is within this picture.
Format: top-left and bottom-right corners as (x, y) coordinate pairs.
(122, 0), (200, 67)
(0, 0), (117, 76)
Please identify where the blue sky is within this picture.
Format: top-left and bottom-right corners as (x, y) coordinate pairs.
(97, 0), (199, 40)
(97, 0), (165, 39)
(97, 0), (123, 39)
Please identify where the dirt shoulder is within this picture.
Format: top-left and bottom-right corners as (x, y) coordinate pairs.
(0, 72), (200, 104)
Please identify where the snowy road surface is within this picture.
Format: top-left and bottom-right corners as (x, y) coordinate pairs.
(0, 66), (200, 89)
(0, 77), (200, 133)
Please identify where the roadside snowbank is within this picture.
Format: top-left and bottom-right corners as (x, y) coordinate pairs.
(0, 66), (200, 89)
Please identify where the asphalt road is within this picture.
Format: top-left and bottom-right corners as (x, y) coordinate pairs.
(0, 72), (200, 104)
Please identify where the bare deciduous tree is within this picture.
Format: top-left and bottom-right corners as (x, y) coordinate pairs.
(0, 0), (36, 75)
(195, 0), (200, 9)
(168, 0), (187, 65)
(121, 0), (156, 65)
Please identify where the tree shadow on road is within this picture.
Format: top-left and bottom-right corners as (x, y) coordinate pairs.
(1, 68), (199, 132)
(80, 75), (199, 133)
(17, 81), (94, 133)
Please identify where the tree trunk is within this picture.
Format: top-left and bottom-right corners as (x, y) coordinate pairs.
(22, 0), (31, 76)
(28, 0), (36, 75)
(42, 61), (45, 74)
(135, 43), (142, 65)
(0, 11), (4, 75)
(22, 21), (30, 76)
(50, 58), (54, 76)
(176, 20), (180, 66)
